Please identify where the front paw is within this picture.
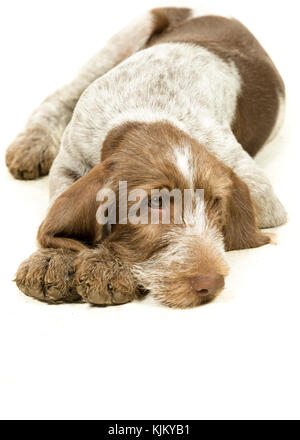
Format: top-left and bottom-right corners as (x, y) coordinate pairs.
(6, 126), (59, 180)
(74, 245), (138, 306)
(15, 248), (81, 303)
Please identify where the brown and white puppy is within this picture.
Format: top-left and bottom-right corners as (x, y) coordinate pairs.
(8, 7), (287, 308)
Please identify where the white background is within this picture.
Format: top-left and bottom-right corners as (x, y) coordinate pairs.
(0, 0), (299, 420)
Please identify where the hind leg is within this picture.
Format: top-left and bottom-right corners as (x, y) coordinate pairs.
(6, 8), (192, 180)
(6, 125), (62, 180)
(6, 89), (76, 180)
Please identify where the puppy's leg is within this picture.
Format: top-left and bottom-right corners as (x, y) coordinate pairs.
(6, 89), (76, 180)
(245, 174), (287, 229)
(15, 245), (144, 306)
(232, 153), (287, 229)
(6, 8), (191, 180)
(74, 243), (142, 306)
(15, 248), (81, 303)
(207, 132), (287, 229)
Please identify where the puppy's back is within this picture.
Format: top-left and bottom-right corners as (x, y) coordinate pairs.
(148, 13), (285, 156)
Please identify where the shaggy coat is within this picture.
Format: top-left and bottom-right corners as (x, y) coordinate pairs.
(8, 7), (287, 308)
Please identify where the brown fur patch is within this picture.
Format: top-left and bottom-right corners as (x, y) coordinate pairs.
(223, 172), (271, 251)
(15, 248), (80, 303)
(74, 243), (142, 305)
(149, 7), (192, 41)
(37, 163), (110, 252)
(147, 15), (285, 156)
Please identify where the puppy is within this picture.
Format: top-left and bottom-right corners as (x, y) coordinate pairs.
(8, 7), (287, 308)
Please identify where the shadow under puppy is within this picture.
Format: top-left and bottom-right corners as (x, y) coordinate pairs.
(10, 8), (287, 308)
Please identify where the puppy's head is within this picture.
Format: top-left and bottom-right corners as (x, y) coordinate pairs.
(38, 122), (270, 308)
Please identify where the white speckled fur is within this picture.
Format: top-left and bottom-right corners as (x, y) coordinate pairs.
(171, 146), (194, 188)
(51, 41), (242, 196)
(18, 7), (284, 228)
(49, 37), (286, 228)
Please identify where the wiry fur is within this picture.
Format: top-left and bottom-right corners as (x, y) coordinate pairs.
(7, 8), (287, 308)
(74, 244), (143, 306)
(15, 248), (80, 303)
(132, 228), (228, 308)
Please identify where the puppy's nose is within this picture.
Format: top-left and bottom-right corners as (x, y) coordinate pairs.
(190, 274), (225, 297)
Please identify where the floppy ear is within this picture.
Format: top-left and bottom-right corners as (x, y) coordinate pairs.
(38, 162), (109, 252)
(223, 172), (271, 251)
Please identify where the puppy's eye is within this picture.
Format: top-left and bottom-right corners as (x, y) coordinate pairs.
(149, 196), (163, 209)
